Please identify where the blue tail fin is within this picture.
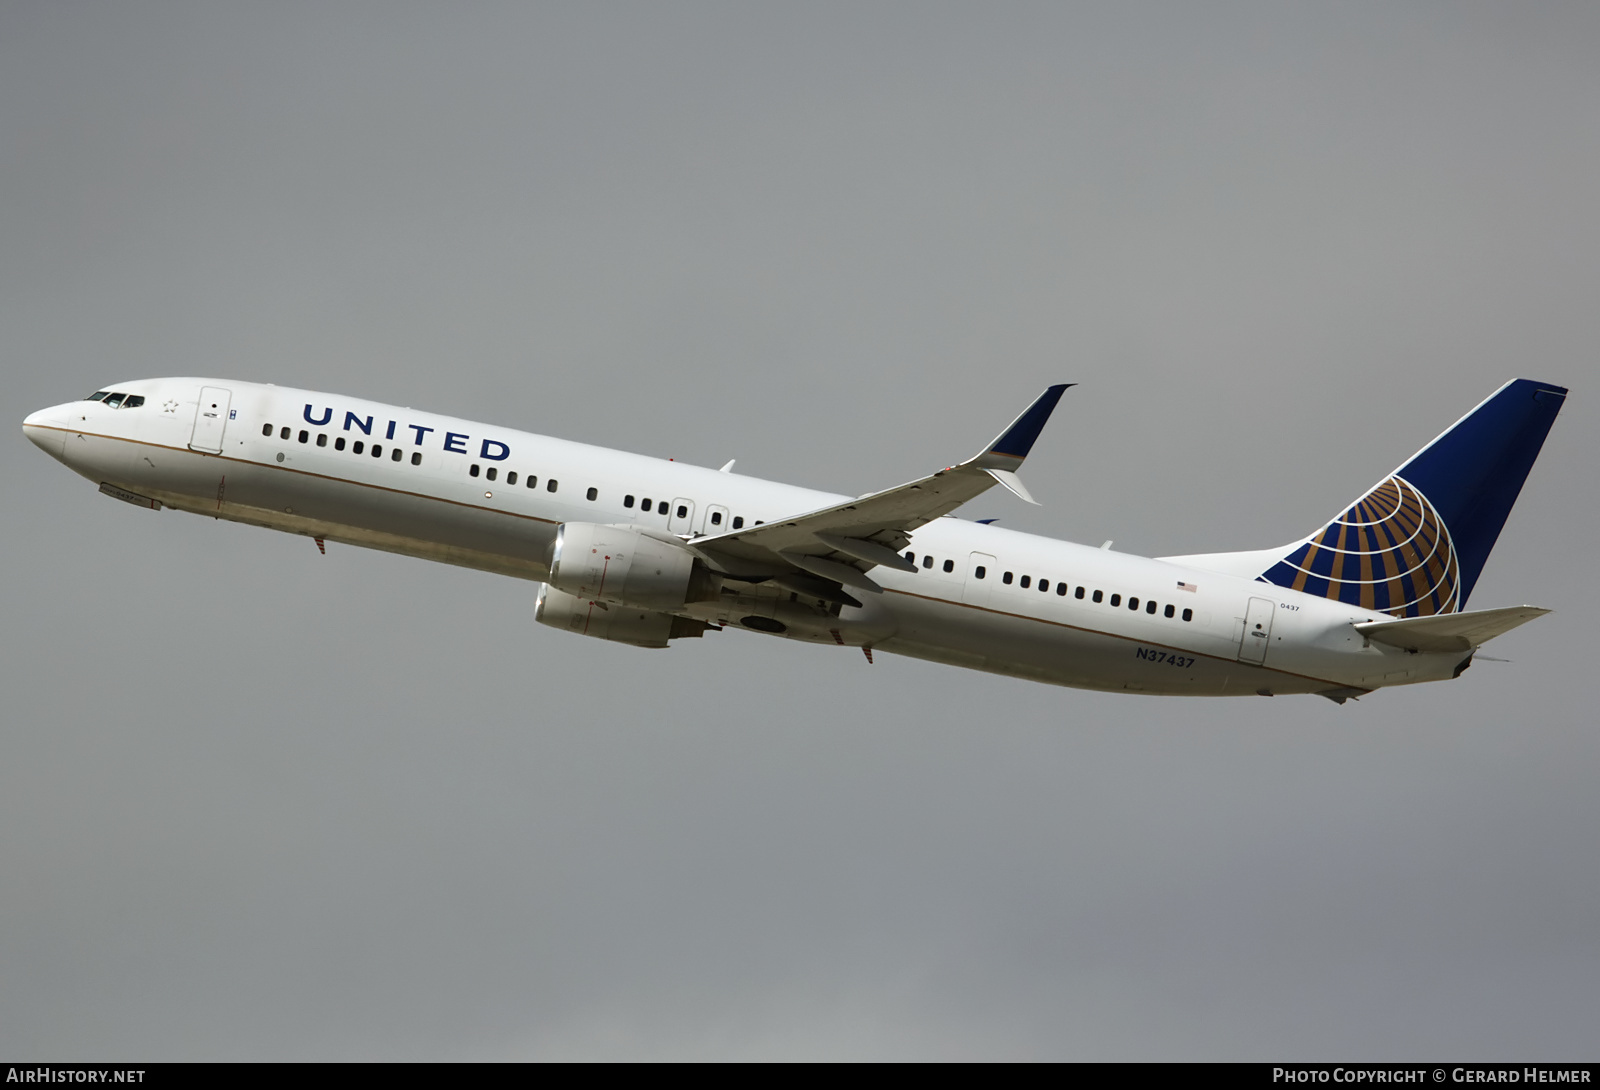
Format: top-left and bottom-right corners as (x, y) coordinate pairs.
(1258, 379), (1567, 615)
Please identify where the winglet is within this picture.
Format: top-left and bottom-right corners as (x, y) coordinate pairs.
(978, 384), (1071, 464)
(983, 468), (1039, 505)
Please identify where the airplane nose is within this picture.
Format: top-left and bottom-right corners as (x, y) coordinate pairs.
(23, 406), (69, 462)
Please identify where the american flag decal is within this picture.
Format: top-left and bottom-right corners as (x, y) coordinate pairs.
(1176, 581), (1198, 592)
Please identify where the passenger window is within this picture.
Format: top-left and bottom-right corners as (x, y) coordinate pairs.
(922, 555), (933, 569)
(548, 479), (559, 492)
(486, 467), (497, 481)
(1110, 594), (1121, 607)
(470, 464), (480, 478)
(262, 423), (273, 436)
(975, 566), (986, 579)
(589, 488), (599, 502)
(641, 497), (652, 511)
(526, 476), (538, 489)
(1020, 575), (1031, 588)
(1147, 601), (1157, 615)
(280, 426), (290, 440)
(335, 437), (346, 451)
(392, 448), (402, 462)
(1075, 586), (1085, 599)
(372, 444), (382, 457)
(411, 452), (422, 466)
(1092, 590), (1103, 603)
(1039, 580), (1049, 592)
(624, 495), (635, 508)
(507, 472), (518, 486)
(905, 552), (915, 563)
(1182, 608), (1193, 622)
(353, 440), (365, 455)
(316, 434), (327, 447)
(298, 430), (309, 443)
(711, 511), (722, 525)
(656, 501), (666, 514)
(676, 504), (687, 518)
(943, 559), (954, 573)
(733, 516), (744, 529)
(1003, 572), (1014, 585)
(1128, 597), (1139, 610)
(1057, 583), (1068, 596)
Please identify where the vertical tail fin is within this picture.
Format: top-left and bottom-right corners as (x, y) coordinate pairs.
(1256, 379), (1567, 615)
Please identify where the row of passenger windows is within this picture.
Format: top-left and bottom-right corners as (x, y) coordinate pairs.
(262, 425), (744, 522)
(85, 391), (145, 408)
(254, 419), (1183, 616)
(265, 423), (424, 464)
(468, 463), (561, 493)
(260, 422), (774, 532)
(618, 494), (759, 530)
(908, 552), (1194, 622)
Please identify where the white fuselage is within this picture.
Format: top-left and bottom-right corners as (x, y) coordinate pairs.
(23, 378), (1473, 697)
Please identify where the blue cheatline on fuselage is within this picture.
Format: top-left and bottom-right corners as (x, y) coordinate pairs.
(1256, 378), (1566, 616)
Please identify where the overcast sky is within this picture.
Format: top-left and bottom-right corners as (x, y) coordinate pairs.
(2, 2), (1596, 1060)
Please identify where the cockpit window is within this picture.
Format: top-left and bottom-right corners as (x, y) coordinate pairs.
(85, 391), (145, 408)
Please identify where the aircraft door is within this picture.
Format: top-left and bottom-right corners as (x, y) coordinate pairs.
(703, 505), (730, 535)
(962, 552), (997, 609)
(189, 386), (232, 454)
(1238, 596), (1275, 665)
(669, 497), (695, 535)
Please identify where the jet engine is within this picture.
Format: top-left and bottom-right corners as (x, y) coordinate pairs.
(535, 583), (711, 648)
(547, 522), (718, 611)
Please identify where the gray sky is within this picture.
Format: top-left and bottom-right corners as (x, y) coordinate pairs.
(2, 2), (1596, 1060)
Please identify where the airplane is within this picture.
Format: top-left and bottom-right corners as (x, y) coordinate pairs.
(22, 376), (1565, 702)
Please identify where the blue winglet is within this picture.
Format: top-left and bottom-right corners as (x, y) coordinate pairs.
(986, 384), (1072, 460)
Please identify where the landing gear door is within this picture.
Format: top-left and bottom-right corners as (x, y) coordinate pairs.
(190, 386), (232, 454)
(1238, 596), (1275, 665)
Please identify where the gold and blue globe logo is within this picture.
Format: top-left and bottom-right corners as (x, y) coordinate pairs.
(1259, 476), (1461, 617)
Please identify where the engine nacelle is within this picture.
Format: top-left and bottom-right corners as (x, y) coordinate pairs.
(548, 522), (717, 611)
(535, 583), (710, 648)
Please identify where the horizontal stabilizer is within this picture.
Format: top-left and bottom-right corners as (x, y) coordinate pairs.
(1354, 605), (1550, 653)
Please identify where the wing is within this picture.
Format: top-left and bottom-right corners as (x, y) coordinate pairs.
(686, 385), (1071, 605)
